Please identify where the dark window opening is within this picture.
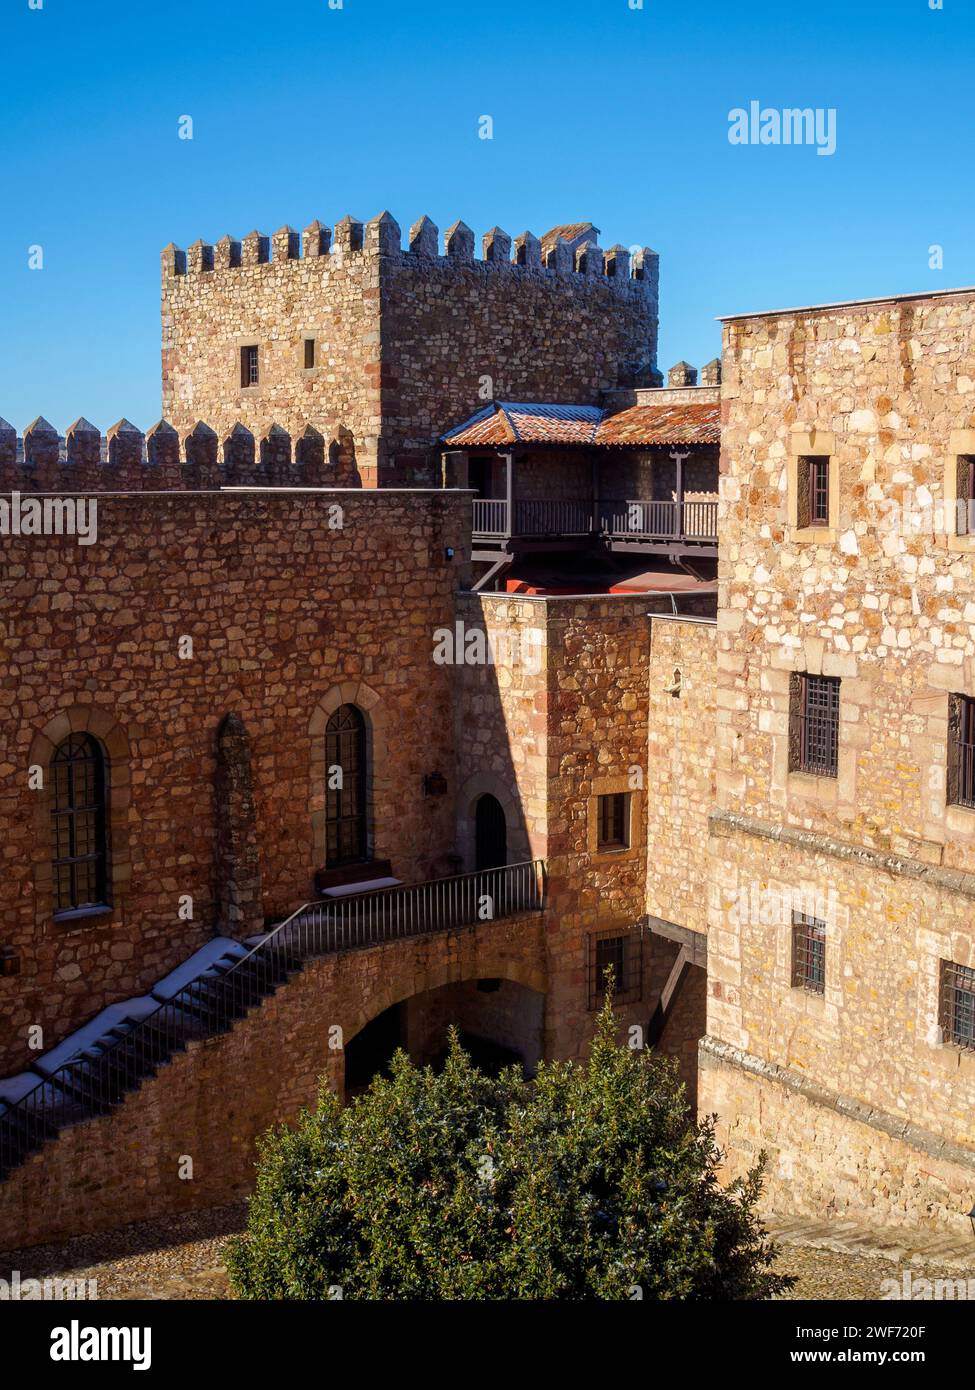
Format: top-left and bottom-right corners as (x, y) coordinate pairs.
(791, 913), (826, 994)
(956, 456), (975, 536)
(587, 930), (642, 1009)
(304, 338), (316, 369)
(790, 673), (840, 778)
(798, 455), (830, 528)
(597, 792), (629, 850)
(325, 704), (368, 867)
(948, 693), (975, 809)
(240, 345), (259, 388)
(939, 959), (975, 1050)
(52, 733), (109, 915)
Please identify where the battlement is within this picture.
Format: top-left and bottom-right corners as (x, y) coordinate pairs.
(161, 208), (660, 476)
(0, 415), (342, 492)
(162, 211), (658, 296)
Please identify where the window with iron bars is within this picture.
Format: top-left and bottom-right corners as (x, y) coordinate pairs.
(797, 455), (831, 528)
(947, 693), (975, 809)
(791, 912), (826, 994)
(51, 733), (109, 915)
(939, 959), (975, 1050)
(240, 345), (259, 388)
(955, 456), (975, 536)
(789, 672), (840, 778)
(587, 929), (642, 1010)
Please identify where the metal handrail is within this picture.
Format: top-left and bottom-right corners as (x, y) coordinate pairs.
(0, 860), (546, 1177)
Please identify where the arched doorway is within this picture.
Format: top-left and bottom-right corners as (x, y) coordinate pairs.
(475, 793), (507, 871)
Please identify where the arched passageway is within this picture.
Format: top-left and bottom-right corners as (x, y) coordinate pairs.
(343, 976), (544, 1097)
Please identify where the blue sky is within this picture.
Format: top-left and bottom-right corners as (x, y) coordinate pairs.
(0, 0), (971, 432)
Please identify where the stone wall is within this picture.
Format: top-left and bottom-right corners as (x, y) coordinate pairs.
(600, 446), (719, 503)
(162, 213), (659, 486)
(700, 1037), (975, 1238)
(0, 488), (468, 1076)
(161, 223), (383, 483)
(453, 594), (549, 871)
(645, 618), (716, 937)
(717, 289), (975, 860)
(706, 288), (975, 1230)
(383, 245), (657, 467)
(541, 596), (654, 1058)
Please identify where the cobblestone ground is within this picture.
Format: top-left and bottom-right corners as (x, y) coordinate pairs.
(1, 1207), (973, 1300)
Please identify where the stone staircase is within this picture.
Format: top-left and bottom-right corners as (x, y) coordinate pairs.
(0, 859), (545, 1183)
(0, 936), (304, 1181)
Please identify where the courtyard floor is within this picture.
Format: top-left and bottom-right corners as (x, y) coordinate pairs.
(1, 1206), (973, 1301)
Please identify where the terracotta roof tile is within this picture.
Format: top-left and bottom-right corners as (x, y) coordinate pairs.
(540, 222), (599, 252)
(442, 399), (720, 449)
(442, 402), (603, 447)
(595, 401), (720, 446)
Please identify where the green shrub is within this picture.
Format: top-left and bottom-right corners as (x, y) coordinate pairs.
(226, 998), (792, 1300)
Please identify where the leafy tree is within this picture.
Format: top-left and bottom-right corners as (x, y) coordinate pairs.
(226, 996), (792, 1300)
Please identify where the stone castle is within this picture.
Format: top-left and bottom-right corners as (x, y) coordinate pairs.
(0, 209), (972, 1250)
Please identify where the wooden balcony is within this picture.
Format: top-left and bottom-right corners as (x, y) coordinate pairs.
(472, 497), (717, 555)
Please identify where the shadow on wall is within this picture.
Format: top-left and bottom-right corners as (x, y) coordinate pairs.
(450, 594), (538, 876)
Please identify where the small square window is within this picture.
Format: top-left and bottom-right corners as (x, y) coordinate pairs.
(240, 345), (259, 388)
(304, 338), (316, 370)
(789, 673), (840, 778)
(797, 455), (831, 529)
(597, 792), (629, 850)
(939, 959), (975, 1050)
(587, 929), (642, 1009)
(791, 912), (826, 994)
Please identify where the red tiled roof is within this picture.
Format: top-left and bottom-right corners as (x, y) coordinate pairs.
(540, 222), (598, 252)
(442, 400), (720, 449)
(442, 402), (604, 446)
(595, 401), (720, 446)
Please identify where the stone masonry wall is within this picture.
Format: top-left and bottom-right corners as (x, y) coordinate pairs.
(700, 1038), (975, 1238)
(645, 617), (716, 937)
(542, 596), (653, 1059)
(707, 288), (975, 1229)
(383, 240), (657, 467)
(453, 594), (549, 871)
(453, 597), (710, 1070)
(717, 289), (975, 862)
(161, 222), (383, 483)
(0, 488), (467, 1077)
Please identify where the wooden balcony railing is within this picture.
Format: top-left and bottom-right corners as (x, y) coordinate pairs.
(471, 497), (718, 544)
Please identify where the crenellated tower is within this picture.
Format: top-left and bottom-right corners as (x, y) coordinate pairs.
(161, 211), (659, 486)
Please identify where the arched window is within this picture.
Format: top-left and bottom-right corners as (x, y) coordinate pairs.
(325, 705), (367, 866)
(475, 793), (507, 871)
(51, 733), (109, 914)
